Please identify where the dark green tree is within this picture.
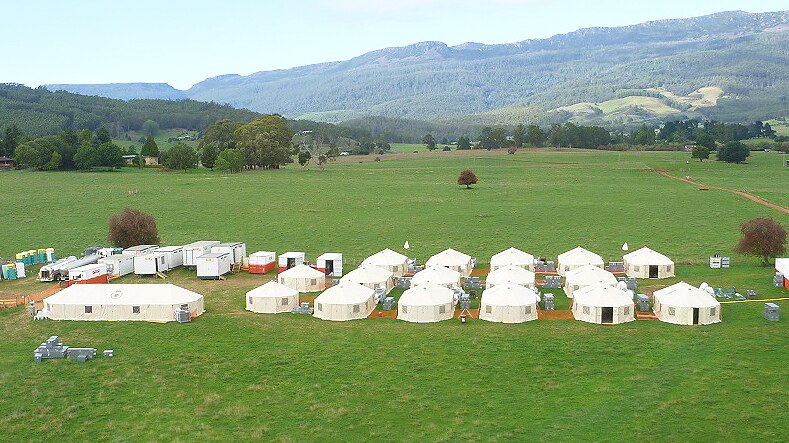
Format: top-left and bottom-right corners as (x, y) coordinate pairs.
(717, 141), (750, 163)
(526, 125), (546, 148)
(691, 146), (710, 162)
(94, 127), (112, 146)
(513, 124), (525, 148)
(13, 144), (42, 169)
(142, 120), (160, 137)
(215, 148), (245, 173)
(164, 143), (198, 172)
(0, 124), (22, 157)
(234, 115), (294, 169)
(141, 135), (160, 157)
(200, 119), (240, 153)
(457, 136), (472, 150)
(200, 144), (219, 170)
(298, 150), (312, 167)
(42, 151), (62, 170)
(632, 124), (655, 146)
(696, 133), (716, 150)
(422, 134), (436, 151)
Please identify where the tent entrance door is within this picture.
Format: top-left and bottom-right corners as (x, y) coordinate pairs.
(649, 265), (659, 278)
(601, 307), (614, 324)
(325, 260), (334, 275)
(287, 258), (296, 269)
(693, 308), (700, 325)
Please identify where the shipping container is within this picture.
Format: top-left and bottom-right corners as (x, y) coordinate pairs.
(211, 242), (246, 265)
(182, 241), (221, 267)
(249, 251), (276, 274)
(278, 252), (305, 272)
(196, 252), (232, 279)
(316, 253), (343, 277)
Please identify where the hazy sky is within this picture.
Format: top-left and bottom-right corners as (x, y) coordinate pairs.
(2, 0), (784, 89)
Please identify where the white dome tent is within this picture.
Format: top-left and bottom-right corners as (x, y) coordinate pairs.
(245, 281), (299, 314)
(479, 283), (540, 324)
(277, 264), (325, 293)
(43, 284), (204, 322)
(557, 247), (604, 276)
(490, 247), (535, 271)
(410, 266), (462, 289)
(485, 265), (536, 289)
(425, 248), (473, 276)
(397, 284), (456, 323)
(340, 265), (394, 294)
(313, 282), (376, 321)
(361, 249), (410, 277)
(564, 265), (618, 298)
(572, 284), (635, 325)
(623, 247), (675, 279)
(653, 282), (721, 325)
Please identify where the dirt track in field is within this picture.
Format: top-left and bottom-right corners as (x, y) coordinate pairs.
(655, 169), (789, 216)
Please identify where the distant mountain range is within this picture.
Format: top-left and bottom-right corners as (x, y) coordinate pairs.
(47, 10), (789, 127)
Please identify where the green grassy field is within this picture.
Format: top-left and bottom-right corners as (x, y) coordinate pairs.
(112, 129), (200, 153)
(1, 149), (788, 441)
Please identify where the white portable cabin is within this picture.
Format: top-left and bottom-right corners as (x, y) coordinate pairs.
(313, 282), (376, 321)
(246, 281), (299, 314)
(38, 256), (78, 281)
(479, 283), (540, 324)
(211, 242), (246, 265)
(572, 284), (635, 325)
(361, 249), (410, 277)
(316, 253), (343, 277)
(623, 247), (675, 279)
(134, 252), (169, 275)
(425, 248), (474, 276)
(490, 247), (535, 272)
(485, 265), (536, 289)
(44, 283), (204, 322)
(557, 247), (604, 276)
(340, 265), (394, 294)
(182, 241), (220, 267)
(653, 282), (721, 325)
(410, 266), (462, 289)
(196, 252), (232, 279)
(564, 264), (618, 298)
(156, 246), (184, 269)
(122, 245), (159, 256)
(777, 258), (789, 290)
(99, 254), (135, 278)
(249, 251), (276, 274)
(279, 252), (305, 272)
(396, 284), (455, 323)
(278, 264), (325, 293)
(67, 263), (108, 285)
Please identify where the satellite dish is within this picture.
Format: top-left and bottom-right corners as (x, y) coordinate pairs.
(622, 242), (629, 251)
(403, 241), (410, 250)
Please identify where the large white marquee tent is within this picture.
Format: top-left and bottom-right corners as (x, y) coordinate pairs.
(362, 249), (410, 277)
(43, 284), (204, 322)
(313, 282), (376, 321)
(410, 266), (462, 289)
(557, 247), (604, 276)
(479, 283), (540, 324)
(564, 264), (618, 298)
(653, 282), (721, 325)
(340, 265), (394, 294)
(490, 247), (535, 272)
(485, 265), (536, 289)
(278, 264), (326, 293)
(246, 281), (299, 314)
(425, 248), (473, 276)
(623, 247), (675, 279)
(396, 284), (456, 323)
(572, 284), (635, 325)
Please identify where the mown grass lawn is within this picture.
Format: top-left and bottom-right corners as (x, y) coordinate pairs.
(0, 149), (787, 441)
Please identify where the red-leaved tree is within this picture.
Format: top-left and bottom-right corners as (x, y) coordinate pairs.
(735, 217), (786, 266)
(457, 169), (478, 189)
(108, 208), (161, 249)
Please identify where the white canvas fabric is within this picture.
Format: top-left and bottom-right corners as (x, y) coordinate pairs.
(572, 284), (635, 325)
(397, 284), (455, 323)
(653, 281), (721, 325)
(623, 247), (675, 279)
(313, 282), (376, 321)
(340, 265), (394, 294)
(485, 265), (536, 289)
(479, 283), (540, 324)
(425, 248), (473, 276)
(410, 266), (462, 289)
(775, 258), (789, 278)
(246, 281), (299, 314)
(44, 284), (204, 322)
(362, 249), (410, 277)
(557, 247), (604, 276)
(278, 264), (326, 293)
(490, 247), (535, 271)
(564, 265), (618, 298)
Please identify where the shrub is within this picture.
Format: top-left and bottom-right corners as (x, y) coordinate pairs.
(735, 218), (786, 266)
(457, 169), (478, 189)
(108, 208), (160, 249)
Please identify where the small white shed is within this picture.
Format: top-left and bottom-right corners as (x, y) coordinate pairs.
(133, 252), (169, 275)
(99, 254), (134, 278)
(211, 242), (246, 265)
(316, 253), (343, 277)
(182, 241), (220, 267)
(279, 252), (305, 272)
(196, 252), (232, 279)
(156, 246), (184, 269)
(249, 251), (276, 274)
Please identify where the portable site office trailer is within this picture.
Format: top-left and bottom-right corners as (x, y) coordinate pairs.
(68, 263), (108, 285)
(279, 252), (305, 272)
(316, 253), (343, 277)
(776, 258), (789, 290)
(211, 242), (246, 265)
(123, 245), (159, 256)
(156, 246), (184, 269)
(197, 253), (232, 279)
(134, 252), (169, 275)
(249, 251), (276, 274)
(99, 254), (135, 278)
(183, 241), (220, 267)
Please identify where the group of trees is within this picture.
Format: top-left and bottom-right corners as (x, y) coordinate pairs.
(13, 127), (127, 170)
(658, 119), (776, 144)
(198, 115), (294, 173)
